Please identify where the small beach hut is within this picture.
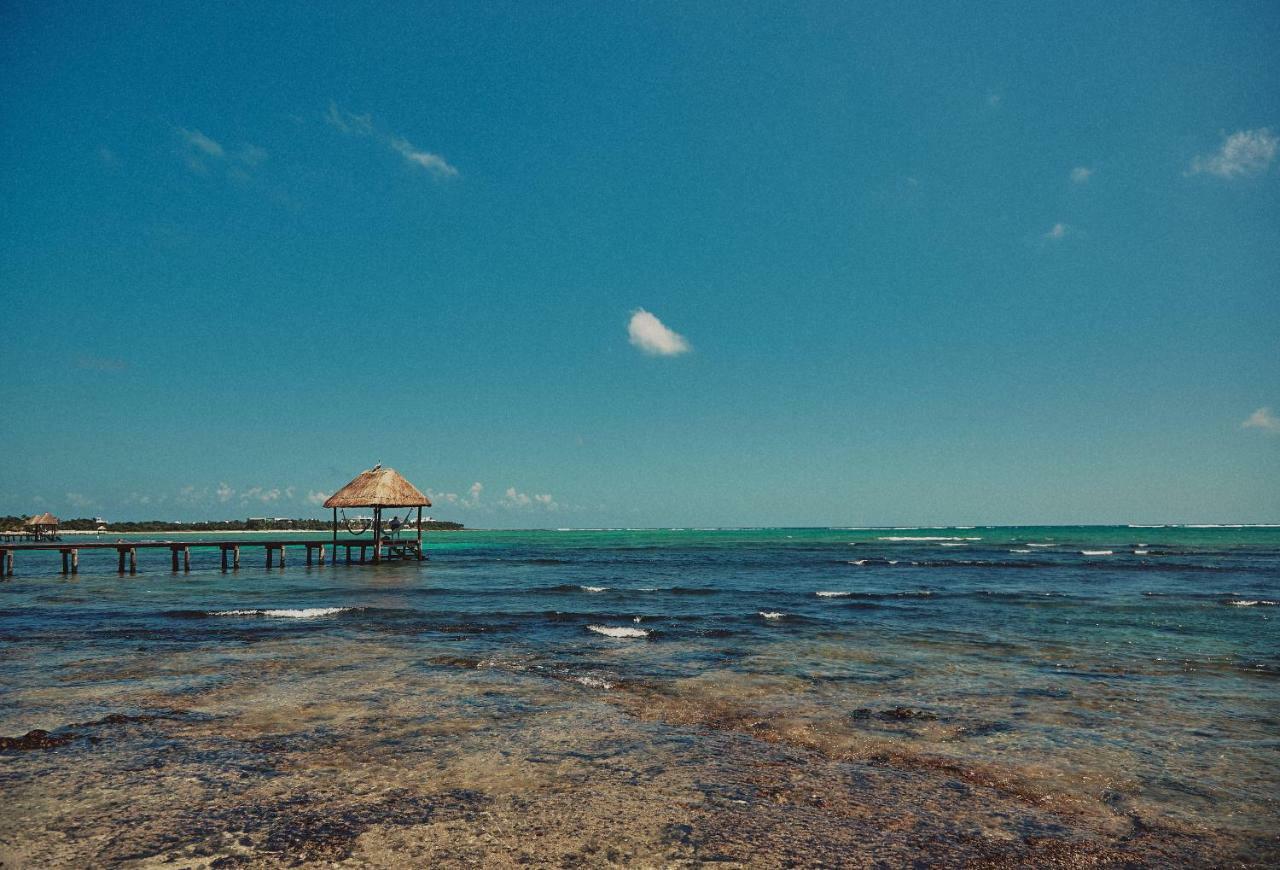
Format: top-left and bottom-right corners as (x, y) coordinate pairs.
(24, 512), (60, 541)
(323, 465), (431, 563)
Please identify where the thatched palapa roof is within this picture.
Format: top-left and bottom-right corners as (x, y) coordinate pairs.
(26, 512), (59, 527)
(323, 465), (431, 508)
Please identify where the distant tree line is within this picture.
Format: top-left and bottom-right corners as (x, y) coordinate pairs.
(0, 516), (463, 532)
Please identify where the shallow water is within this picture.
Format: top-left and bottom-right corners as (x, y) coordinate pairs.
(1, 526), (1277, 865)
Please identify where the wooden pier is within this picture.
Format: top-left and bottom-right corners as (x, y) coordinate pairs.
(0, 537), (425, 578)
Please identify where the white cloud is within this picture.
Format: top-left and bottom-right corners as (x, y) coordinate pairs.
(216, 482), (235, 503)
(1189, 128), (1277, 178)
(327, 102), (459, 179)
(986, 91), (1002, 109)
(306, 490), (328, 505)
(390, 137), (459, 177)
(628, 308), (691, 356)
(1242, 407), (1280, 433)
(1070, 166), (1093, 183)
(240, 486), (281, 504)
(499, 487), (558, 510)
(1043, 222), (1070, 241)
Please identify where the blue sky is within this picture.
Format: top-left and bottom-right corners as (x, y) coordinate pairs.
(1, 1), (1277, 526)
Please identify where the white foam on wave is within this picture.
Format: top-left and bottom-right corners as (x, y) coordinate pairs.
(1026, 543), (1054, 548)
(580, 585), (608, 593)
(588, 625), (650, 638)
(816, 591), (851, 598)
(1133, 550), (1150, 555)
(758, 611), (785, 620)
(1227, 600), (1277, 607)
(1080, 550), (1114, 556)
(938, 542), (968, 547)
(211, 607), (351, 618)
(1010, 549), (1033, 554)
(879, 536), (981, 542)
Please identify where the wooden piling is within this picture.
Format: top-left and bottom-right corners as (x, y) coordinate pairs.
(118, 548), (127, 573)
(129, 548), (137, 574)
(279, 546), (286, 568)
(171, 547), (179, 572)
(265, 547), (274, 569)
(182, 547), (190, 572)
(61, 550), (69, 575)
(232, 545), (240, 570)
(221, 548), (228, 572)
(71, 549), (79, 575)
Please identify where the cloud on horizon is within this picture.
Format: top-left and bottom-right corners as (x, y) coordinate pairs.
(628, 308), (691, 356)
(1070, 166), (1093, 183)
(1242, 407), (1280, 433)
(1188, 128), (1277, 178)
(1043, 222), (1070, 241)
(326, 102), (459, 179)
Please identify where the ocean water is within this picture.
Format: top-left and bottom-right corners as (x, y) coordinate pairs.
(1, 526), (1277, 865)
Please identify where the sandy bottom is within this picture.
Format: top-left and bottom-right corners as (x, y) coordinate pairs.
(1, 636), (1274, 868)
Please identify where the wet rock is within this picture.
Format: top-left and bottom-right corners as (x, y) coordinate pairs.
(881, 706), (937, 721)
(0, 728), (74, 751)
(849, 707), (938, 722)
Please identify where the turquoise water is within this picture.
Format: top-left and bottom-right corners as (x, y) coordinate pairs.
(1, 525), (1277, 864)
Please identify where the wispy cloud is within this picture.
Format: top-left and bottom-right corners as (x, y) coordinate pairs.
(216, 482), (235, 503)
(1242, 407), (1280, 434)
(326, 102), (459, 179)
(1042, 222), (1070, 241)
(177, 128), (224, 159)
(174, 127), (267, 176)
(1188, 128), (1277, 179)
(306, 490), (328, 506)
(390, 137), (459, 178)
(65, 492), (94, 510)
(628, 308), (691, 356)
(986, 91), (1002, 109)
(1070, 166), (1093, 183)
(75, 354), (128, 372)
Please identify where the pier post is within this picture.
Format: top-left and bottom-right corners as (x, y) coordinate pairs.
(118, 548), (127, 574)
(71, 549), (79, 575)
(279, 546), (286, 568)
(345, 545), (352, 565)
(61, 550), (69, 575)
(221, 548), (228, 572)
(319, 544), (325, 566)
(306, 546), (312, 567)
(129, 548), (137, 574)
(265, 547), (274, 569)
(0, 549), (9, 577)
(233, 546), (240, 570)
(171, 548), (179, 572)
(182, 547), (190, 572)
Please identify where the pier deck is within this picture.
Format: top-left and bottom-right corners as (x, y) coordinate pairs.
(0, 537), (424, 577)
